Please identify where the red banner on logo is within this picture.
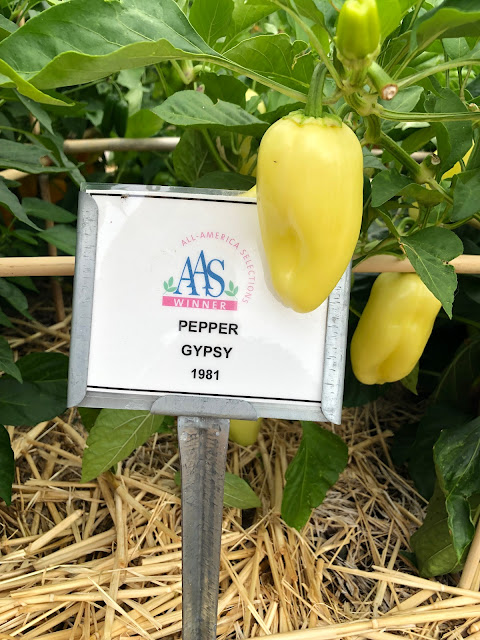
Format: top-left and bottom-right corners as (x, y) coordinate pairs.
(162, 296), (237, 311)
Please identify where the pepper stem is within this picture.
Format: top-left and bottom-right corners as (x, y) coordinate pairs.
(305, 64), (327, 118)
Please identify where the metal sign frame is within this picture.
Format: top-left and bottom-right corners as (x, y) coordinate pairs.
(68, 183), (350, 423)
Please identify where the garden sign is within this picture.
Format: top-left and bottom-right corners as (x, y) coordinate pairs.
(68, 183), (351, 640)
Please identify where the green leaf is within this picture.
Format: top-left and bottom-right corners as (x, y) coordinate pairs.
(371, 168), (412, 207)
(23, 198), (76, 223)
(78, 407), (101, 433)
(401, 227), (463, 317)
(0, 15), (17, 41)
(38, 225), (77, 256)
(425, 88), (472, 175)
(0, 0), (217, 90)
(16, 92), (54, 134)
(434, 416), (480, 561)
(194, 171), (255, 191)
(411, 483), (464, 578)
(412, 0), (480, 48)
(363, 148), (386, 171)
(223, 0), (275, 48)
(168, 277), (174, 287)
(443, 37), (470, 59)
(0, 140), (64, 175)
(225, 35), (313, 93)
(201, 72), (247, 108)
(379, 86), (424, 113)
(0, 353), (68, 426)
(433, 334), (480, 412)
(223, 472), (261, 508)
(82, 409), (166, 481)
(0, 426), (14, 505)
(402, 184), (444, 206)
(233, 286), (239, 295)
(190, 0), (234, 47)
(0, 179), (39, 230)
(401, 361), (419, 395)
(0, 278), (32, 319)
(173, 130), (218, 186)
(0, 0), (301, 103)
(125, 109), (163, 138)
(153, 91), (268, 136)
(451, 170), (480, 222)
(281, 422), (348, 530)
(0, 336), (21, 382)
(409, 405), (471, 499)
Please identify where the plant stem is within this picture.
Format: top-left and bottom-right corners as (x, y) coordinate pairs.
(398, 58), (479, 89)
(305, 65), (327, 118)
(271, 0), (343, 90)
(375, 106), (480, 123)
(202, 131), (229, 172)
(379, 131), (423, 179)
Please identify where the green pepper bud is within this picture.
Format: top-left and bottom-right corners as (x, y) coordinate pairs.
(335, 0), (381, 70)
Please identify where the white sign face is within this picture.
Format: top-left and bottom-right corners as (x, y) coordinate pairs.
(85, 190), (328, 411)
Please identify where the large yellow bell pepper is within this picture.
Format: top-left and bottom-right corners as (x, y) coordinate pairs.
(256, 111), (363, 313)
(351, 272), (441, 385)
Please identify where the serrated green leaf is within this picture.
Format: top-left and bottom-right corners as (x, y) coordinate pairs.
(401, 227), (463, 317)
(0, 426), (14, 505)
(0, 336), (21, 383)
(153, 91), (268, 136)
(0, 353), (68, 426)
(281, 422), (348, 530)
(82, 409), (166, 481)
(434, 416), (480, 561)
(411, 483), (465, 577)
(38, 225), (77, 256)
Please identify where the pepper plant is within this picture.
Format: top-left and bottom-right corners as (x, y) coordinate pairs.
(0, 0), (479, 577)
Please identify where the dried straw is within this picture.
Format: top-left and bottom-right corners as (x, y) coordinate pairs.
(1, 304), (478, 639)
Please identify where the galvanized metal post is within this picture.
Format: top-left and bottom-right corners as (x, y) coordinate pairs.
(178, 416), (230, 640)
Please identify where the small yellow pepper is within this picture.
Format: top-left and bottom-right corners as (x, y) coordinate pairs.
(229, 419), (263, 446)
(442, 147), (473, 179)
(350, 272), (441, 385)
(257, 108), (363, 313)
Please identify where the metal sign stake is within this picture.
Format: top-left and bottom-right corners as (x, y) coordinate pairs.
(178, 416), (230, 640)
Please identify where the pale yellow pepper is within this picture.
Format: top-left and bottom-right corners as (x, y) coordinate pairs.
(351, 272), (441, 385)
(257, 111), (363, 313)
(229, 419), (263, 446)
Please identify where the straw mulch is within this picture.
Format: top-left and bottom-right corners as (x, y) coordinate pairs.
(2, 310), (480, 640)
